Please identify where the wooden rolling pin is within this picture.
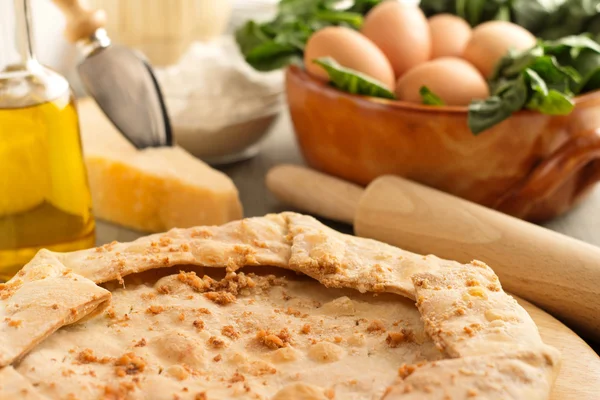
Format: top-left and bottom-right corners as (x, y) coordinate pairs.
(267, 164), (600, 339)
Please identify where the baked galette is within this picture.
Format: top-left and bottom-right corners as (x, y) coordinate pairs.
(0, 213), (560, 399)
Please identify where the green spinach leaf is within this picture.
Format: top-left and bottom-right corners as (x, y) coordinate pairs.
(528, 55), (581, 93)
(524, 69), (576, 113)
(420, 86), (445, 106)
(235, 21), (272, 56)
(586, 13), (600, 42)
(469, 34), (598, 134)
(235, 0), (383, 71)
(313, 10), (364, 28)
(469, 75), (528, 135)
(511, 0), (567, 34)
(581, 68), (600, 90)
(347, 0), (383, 14)
(538, 0), (600, 39)
(543, 34), (600, 57)
(421, 0), (600, 42)
(313, 57), (396, 99)
(456, 0), (508, 27)
(422, 0), (509, 26)
(245, 42), (303, 71)
(542, 36), (600, 90)
(419, 0), (455, 16)
(491, 46), (545, 82)
(528, 89), (576, 113)
(572, 50), (600, 90)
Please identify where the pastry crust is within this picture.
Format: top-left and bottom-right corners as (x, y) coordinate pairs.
(0, 366), (48, 399)
(20, 214), (291, 285)
(0, 252), (111, 367)
(16, 271), (438, 399)
(287, 213), (459, 299)
(382, 348), (561, 400)
(0, 213), (560, 399)
(411, 261), (545, 357)
(272, 382), (329, 399)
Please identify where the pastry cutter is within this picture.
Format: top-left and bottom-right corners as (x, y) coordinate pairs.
(267, 164), (600, 340)
(51, 0), (172, 149)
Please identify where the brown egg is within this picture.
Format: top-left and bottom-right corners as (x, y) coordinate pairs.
(463, 21), (537, 78)
(304, 26), (396, 90)
(395, 57), (489, 106)
(429, 14), (472, 59)
(361, 1), (431, 77)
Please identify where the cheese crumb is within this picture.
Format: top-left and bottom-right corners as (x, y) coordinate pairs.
(208, 336), (226, 349)
(222, 325), (240, 340)
(146, 305), (165, 315)
(114, 353), (146, 376)
(366, 320), (386, 333)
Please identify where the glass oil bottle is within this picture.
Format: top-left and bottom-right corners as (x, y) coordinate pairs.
(0, 0), (95, 280)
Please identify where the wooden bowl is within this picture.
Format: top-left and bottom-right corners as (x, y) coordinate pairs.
(286, 65), (600, 222)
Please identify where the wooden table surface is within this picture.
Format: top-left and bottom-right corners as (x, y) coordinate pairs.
(96, 110), (600, 352)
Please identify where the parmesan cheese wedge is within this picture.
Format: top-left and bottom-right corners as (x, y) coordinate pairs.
(77, 99), (243, 233)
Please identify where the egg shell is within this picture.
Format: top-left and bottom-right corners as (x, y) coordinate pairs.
(429, 14), (472, 59)
(395, 57), (489, 106)
(304, 26), (396, 90)
(361, 1), (431, 77)
(463, 21), (537, 78)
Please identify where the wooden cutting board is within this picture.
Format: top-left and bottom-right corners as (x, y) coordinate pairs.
(519, 297), (600, 398)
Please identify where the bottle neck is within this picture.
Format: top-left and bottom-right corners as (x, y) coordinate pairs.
(0, 0), (36, 73)
(0, 0), (69, 109)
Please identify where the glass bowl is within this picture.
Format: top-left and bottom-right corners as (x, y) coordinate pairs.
(154, 35), (284, 165)
(166, 91), (283, 165)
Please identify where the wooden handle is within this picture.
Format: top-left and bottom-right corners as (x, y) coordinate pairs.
(52, 0), (106, 42)
(266, 165), (363, 224)
(355, 175), (600, 339)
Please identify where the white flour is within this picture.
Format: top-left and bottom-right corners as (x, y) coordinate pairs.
(156, 36), (284, 133)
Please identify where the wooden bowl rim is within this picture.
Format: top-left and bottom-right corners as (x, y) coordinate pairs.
(287, 65), (600, 116)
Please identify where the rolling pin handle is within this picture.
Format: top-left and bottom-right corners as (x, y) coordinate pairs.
(266, 165), (363, 225)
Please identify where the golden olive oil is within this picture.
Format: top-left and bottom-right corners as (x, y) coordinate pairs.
(0, 91), (95, 280)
